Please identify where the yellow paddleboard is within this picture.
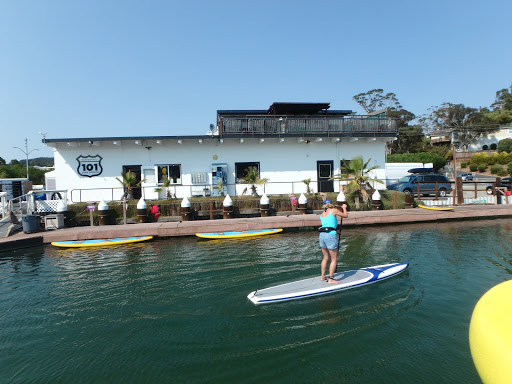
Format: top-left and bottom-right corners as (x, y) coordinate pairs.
(196, 228), (283, 239)
(417, 204), (454, 211)
(51, 236), (153, 248)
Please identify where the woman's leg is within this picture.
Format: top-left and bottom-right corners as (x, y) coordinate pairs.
(328, 248), (340, 284)
(320, 248), (330, 280)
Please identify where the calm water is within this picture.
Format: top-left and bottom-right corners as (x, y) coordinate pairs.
(2, 220), (512, 383)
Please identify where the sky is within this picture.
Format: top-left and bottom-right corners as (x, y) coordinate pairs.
(1, 0), (511, 162)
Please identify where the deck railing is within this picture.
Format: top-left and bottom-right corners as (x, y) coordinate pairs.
(218, 116), (399, 136)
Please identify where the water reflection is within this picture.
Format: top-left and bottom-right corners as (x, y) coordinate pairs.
(3, 219), (512, 383)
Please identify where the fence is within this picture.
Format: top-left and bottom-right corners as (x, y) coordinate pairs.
(69, 180), (330, 203)
(56, 179), (512, 207)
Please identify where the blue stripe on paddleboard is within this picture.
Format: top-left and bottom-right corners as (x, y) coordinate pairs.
(199, 229), (279, 236)
(252, 264), (409, 303)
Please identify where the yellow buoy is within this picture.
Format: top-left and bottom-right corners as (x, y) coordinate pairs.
(469, 280), (512, 383)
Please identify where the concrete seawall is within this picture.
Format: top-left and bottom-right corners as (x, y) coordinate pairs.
(2, 204), (512, 252)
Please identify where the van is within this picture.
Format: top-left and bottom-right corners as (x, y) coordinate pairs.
(387, 174), (452, 197)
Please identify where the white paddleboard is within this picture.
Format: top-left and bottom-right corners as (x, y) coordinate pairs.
(247, 263), (409, 305)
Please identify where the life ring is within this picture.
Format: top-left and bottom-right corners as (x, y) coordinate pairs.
(469, 280), (512, 383)
(51, 192), (62, 200)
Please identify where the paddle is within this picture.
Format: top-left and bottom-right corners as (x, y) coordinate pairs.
(335, 214), (342, 273)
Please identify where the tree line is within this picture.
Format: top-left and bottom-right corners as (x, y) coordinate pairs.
(352, 84), (512, 156)
(0, 157), (54, 184)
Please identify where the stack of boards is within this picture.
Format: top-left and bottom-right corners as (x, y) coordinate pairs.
(247, 263), (409, 305)
(196, 228), (283, 239)
(51, 236), (153, 248)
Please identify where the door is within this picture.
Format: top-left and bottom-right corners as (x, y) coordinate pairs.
(122, 165), (142, 199)
(317, 161), (334, 193)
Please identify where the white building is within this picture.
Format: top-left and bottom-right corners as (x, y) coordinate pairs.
(429, 126), (512, 152)
(43, 102), (398, 203)
(468, 126), (512, 151)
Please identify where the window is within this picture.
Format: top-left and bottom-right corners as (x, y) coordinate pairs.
(157, 164), (181, 184)
(319, 164), (332, 178)
(235, 162), (259, 182)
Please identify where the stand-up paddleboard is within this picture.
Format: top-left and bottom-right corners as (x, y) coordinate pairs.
(51, 236), (153, 248)
(247, 263), (409, 305)
(196, 228), (283, 239)
(418, 204), (454, 211)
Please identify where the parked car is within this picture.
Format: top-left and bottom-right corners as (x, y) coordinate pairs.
(387, 174), (452, 197)
(486, 177), (512, 195)
(460, 173), (474, 181)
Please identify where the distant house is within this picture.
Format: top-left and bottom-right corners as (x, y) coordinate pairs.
(428, 126), (512, 151)
(43, 102), (399, 203)
(467, 126), (512, 151)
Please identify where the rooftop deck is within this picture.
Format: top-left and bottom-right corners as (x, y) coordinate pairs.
(217, 115), (399, 137)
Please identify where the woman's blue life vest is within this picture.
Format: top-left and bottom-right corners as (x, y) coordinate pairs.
(319, 211), (338, 235)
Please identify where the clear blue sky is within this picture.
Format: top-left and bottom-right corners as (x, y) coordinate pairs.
(1, 0), (511, 162)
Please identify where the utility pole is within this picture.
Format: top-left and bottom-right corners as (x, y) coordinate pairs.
(13, 138), (38, 180)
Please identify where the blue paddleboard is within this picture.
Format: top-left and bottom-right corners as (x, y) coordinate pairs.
(248, 263), (409, 305)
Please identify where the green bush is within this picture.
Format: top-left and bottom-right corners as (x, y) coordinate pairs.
(498, 151), (510, 165)
(497, 169), (508, 176)
(498, 139), (512, 153)
(470, 164), (478, 172)
(488, 152), (500, 165)
(507, 162), (512, 175)
(491, 165), (503, 174)
(478, 165), (487, 172)
(471, 153), (490, 165)
(461, 162), (468, 168)
(386, 152), (447, 171)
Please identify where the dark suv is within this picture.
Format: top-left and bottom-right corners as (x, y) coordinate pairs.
(387, 174), (452, 197)
(486, 177), (512, 195)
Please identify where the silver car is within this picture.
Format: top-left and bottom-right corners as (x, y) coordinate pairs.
(460, 173), (473, 181)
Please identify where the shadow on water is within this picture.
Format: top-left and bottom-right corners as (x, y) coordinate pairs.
(3, 219), (512, 383)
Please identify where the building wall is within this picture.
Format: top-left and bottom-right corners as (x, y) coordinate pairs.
(51, 137), (388, 203)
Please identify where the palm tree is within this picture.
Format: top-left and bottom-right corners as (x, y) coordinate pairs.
(213, 178), (225, 197)
(241, 167), (269, 197)
(116, 170), (144, 200)
(302, 178), (312, 194)
(331, 156), (381, 209)
(161, 176), (172, 199)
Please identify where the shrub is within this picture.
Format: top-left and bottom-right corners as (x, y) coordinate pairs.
(469, 163), (478, 172)
(488, 152), (500, 165)
(490, 143), (498, 150)
(386, 152), (447, 171)
(497, 169), (508, 176)
(507, 162), (512, 175)
(498, 151), (510, 165)
(478, 165), (487, 172)
(491, 165), (503, 174)
(471, 153), (489, 165)
(461, 162), (468, 168)
(498, 138), (512, 153)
